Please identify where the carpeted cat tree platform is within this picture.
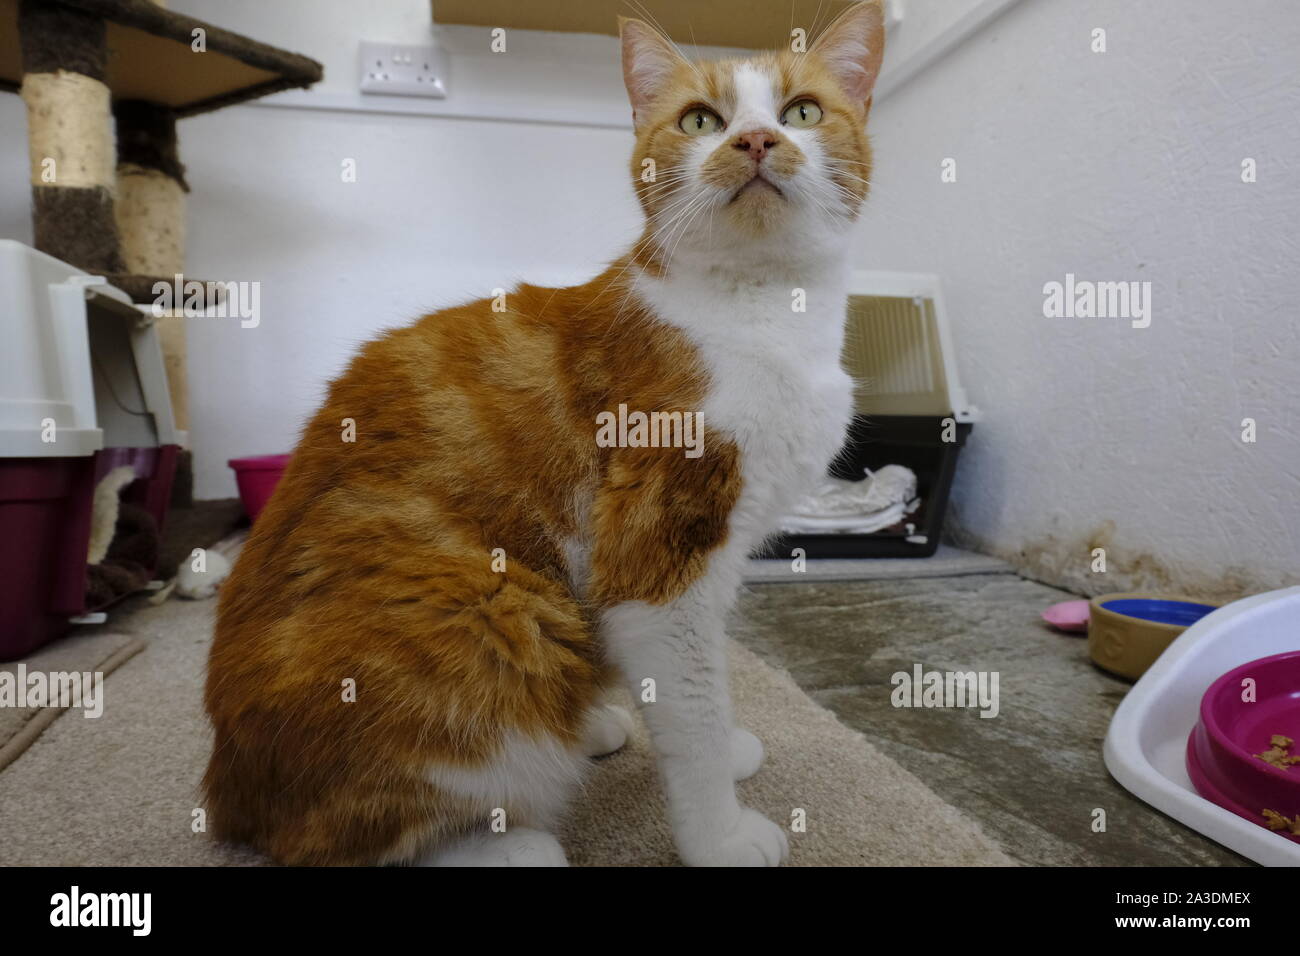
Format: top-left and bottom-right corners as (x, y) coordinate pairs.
(0, 0), (322, 434)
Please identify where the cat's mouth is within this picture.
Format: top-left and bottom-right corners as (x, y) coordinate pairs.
(730, 175), (783, 202)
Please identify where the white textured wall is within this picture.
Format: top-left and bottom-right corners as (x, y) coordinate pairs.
(851, 0), (1300, 597)
(0, 0), (1294, 597)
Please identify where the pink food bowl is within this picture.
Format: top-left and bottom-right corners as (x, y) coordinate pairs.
(1187, 650), (1300, 842)
(228, 454), (291, 522)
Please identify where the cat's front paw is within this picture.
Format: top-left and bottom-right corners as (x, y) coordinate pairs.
(682, 809), (789, 867)
(581, 703), (635, 758)
(731, 728), (764, 781)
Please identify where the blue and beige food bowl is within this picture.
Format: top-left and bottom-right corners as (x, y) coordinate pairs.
(1088, 592), (1219, 680)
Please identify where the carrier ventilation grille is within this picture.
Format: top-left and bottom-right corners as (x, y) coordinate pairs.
(841, 294), (953, 417)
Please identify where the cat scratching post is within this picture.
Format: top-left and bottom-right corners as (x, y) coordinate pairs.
(114, 98), (190, 430)
(17, 0), (126, 275)
(115, 0), (191, 432)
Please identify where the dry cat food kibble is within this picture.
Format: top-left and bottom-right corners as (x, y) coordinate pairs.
(1261, 809), (1300, 835)
(1252, 737), (1300, 836)
(1253, 734), (1300, 770)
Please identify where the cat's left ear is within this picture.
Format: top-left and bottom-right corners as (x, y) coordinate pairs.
(620, 17), (685, 130)
(810, 0), (886, 116)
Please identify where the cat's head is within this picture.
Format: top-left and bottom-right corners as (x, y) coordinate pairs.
(621, 1), (885, 267)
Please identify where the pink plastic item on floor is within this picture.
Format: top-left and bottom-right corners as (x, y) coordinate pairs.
(1041, 599), (1090, 634)
(228, 454), (291, 522)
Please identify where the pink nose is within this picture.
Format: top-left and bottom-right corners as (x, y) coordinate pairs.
(734, 130), (777, 162)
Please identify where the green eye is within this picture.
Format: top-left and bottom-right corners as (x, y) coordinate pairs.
(781, 99), (823, 128)
(679, 108), (723, 135)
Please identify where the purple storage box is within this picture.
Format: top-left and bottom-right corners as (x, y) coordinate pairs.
(0, 447), (178, 661)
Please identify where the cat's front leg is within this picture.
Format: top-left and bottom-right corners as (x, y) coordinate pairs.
(588, 440), (786, 865)
(602, 586), (788, 867)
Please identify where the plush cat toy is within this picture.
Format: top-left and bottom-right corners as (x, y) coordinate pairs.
(84, 465), (159, 609)
(204, 1), (886, 867)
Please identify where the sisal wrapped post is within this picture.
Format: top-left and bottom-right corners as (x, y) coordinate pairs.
(17, 0), (125, 274)
(114, 100), (191, 431)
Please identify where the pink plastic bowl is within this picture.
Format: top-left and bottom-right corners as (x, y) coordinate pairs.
(228, 454), (291, 522)
(1186, 650), (1300, 843)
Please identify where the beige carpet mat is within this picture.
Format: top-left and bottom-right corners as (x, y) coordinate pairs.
(0, 598), (1013, 866)
(0, 630), (145, 772)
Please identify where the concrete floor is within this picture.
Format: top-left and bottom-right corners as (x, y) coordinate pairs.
(730, 572), (1250, 866)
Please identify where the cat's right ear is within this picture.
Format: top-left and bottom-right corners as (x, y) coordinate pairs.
(620, 17), (684, 130)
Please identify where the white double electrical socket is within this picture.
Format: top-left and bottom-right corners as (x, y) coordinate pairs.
(358, 41), (449, 98)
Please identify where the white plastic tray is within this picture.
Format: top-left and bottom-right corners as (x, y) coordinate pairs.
(1104, 585), (1300, 866)
(0, 239), (178, 458)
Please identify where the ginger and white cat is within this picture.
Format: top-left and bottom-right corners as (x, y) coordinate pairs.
(204, 2), (885, 866)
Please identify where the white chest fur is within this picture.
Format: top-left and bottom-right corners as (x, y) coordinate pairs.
(633, 264), (856, 552)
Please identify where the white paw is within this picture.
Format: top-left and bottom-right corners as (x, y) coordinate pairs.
(497, 830), (569, 867)
(423, 828), (568, 867)
(683, 809), (789, 867)
(730, 728), (764, 781)
(582, 703), (635, 758)
(176, 548), (232, 600)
